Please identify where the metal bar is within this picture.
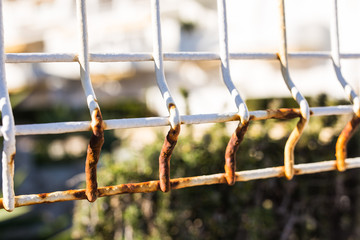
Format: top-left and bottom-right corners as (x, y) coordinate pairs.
(150, 0), (180, 129)
(77, 0), (99, 115)
(217, 0), (249, 124)
(76, 0), (104, 202)
(278, 0), (310, 180)
(330, 0), (360, 116)
(4, 52), (360, 63)
(0, 105), (353, 137)
(151, 0), (181, 192)
(336, 115), (360, 171)
(1, 157), (360, 210)
(0, 0), (16, 212)
(331, 0), (360, 172)
(217, 0), (250, 185)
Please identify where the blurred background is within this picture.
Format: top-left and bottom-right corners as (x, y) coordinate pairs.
(1, 0), (360, 239)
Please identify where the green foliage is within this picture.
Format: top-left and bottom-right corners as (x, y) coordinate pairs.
(71, 95), (360, 239)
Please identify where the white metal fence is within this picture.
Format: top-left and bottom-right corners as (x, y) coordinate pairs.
(1, 0), (360, 212)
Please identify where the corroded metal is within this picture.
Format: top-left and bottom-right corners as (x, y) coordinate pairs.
(2, 157), (360, 210)
(284, 117), (307, 179)
(265, 108), (302, 119)
(335, 115), (360, 171)
(330, 0), (360, 173)
(85, 108), (104, 202)
(224, 121), (250, 185)
(278, 0), (310, 180)
(159, 124), (180, 192)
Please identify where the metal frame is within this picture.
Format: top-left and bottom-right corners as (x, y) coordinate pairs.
(0, 0), (16, 212)
(1, 0), (360, 211)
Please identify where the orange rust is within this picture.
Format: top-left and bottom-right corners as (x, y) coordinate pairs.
(224, 121), (250, 185)
(38, 193), (48, 199)
(98, 181), (160, 197)
(4, 156), (359, 210)
(9, 153), (15, 166)
(336, 115), (360, 172)
(168, 103), (176, 110)
(284, 116), (307, 180)
(266, 108), (301, 120)
(229, 115), (241, 122)
(159, 124), (180, 192)
(294, 168), (301, 175)
(70, 190), (87, 199)
(85, 108), (105, 202)
(170, 176), (192, 189)
(34, 190), (87, 205)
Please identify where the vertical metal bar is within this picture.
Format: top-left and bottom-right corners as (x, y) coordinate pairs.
(151, 0), (180, 192)
(331, 0), (360, 171)
(76, 0), (104, 202)
(217, 0), (250, 185)
(77, 0), (99, 114)
(278, 0), (310, 180)
(0, 0), (16, 212)
(331, 0), (360, 115)
(217, 0), (249, 124)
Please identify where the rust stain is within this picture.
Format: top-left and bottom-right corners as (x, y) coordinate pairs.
(276, 52), (281, 60)
(284, 116), (307, 180)
(168, 103), (176, 110)
(159, 124), (180, 192)
(229, 115), (241, 122)
(9, 153), (15, 166)
(98, 181), (160, 197)
(224, 121), (250, 185)
(170, 180), (180, 189)
(70, 190), (87, 199)
(73, 54), (79, 62)
(336, 114), (360, 172)
(85, 108), (104, 202)
(170, 177), (192, 189)
(266, 108), (301, 120)
(294, 168), (301, 175)
(38, 193), (48, 199)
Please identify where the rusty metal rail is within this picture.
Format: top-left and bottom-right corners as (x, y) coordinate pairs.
(1, 157), (360, 210)
(278, 0), (310, 180)
(1, 0), (360, 211)
(76, 0), (105, 203)
(330, 0), (360, 172)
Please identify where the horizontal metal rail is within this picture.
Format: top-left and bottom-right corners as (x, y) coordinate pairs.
(1, 157), (359, 210)
(0, 105), (353, 137)
(4, 52), (360, 63)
